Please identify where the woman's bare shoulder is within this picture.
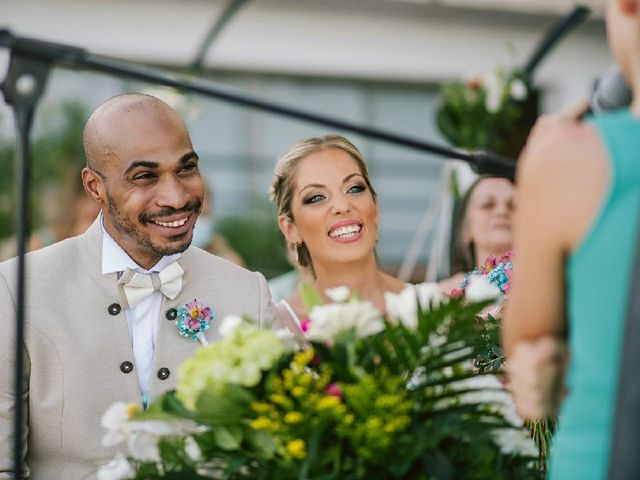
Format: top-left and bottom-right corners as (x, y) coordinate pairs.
(518, 119), (608, 250)
(283, 292), (307, 318)
(520, 120), (604, 178)
(380, 272), (409, 294)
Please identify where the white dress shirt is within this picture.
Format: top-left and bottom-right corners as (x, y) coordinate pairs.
(100, 220), (181, 401)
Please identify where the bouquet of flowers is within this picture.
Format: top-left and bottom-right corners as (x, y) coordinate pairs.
(449, 251), (514, 375)
(98, 284), (540, 480)
(436, 66), (535, 157)
(451, 251), (513, 300)
(449, 252), (556, 463)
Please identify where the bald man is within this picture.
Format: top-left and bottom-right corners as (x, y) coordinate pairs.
(0, 93), (276, 479)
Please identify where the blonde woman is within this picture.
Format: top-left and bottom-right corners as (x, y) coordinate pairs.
(269, 135), (406, 330)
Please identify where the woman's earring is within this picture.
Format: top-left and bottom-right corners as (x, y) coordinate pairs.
(290, 242), (301, 265)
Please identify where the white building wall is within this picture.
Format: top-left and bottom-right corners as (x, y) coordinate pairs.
(0, 0), (614, 276)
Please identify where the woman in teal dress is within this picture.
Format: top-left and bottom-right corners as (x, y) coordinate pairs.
(503, 1), (640, 478)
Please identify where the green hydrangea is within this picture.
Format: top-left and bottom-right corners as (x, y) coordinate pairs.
(177, 322), (285, 410)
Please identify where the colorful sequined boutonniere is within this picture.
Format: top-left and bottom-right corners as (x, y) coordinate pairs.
(176, 299), (214, 345)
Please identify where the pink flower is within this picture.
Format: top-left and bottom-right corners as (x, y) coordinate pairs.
(188, 320), (202, 330)
(482, 255), (498, 271)
(300, 317), (311, 333)
(326, 383), (343, 398)
(185, 300), (212, 323)
(450, 288), (464, 298)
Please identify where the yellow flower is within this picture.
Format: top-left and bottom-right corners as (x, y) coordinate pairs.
(250, 417), (272, 430)
(269, 394), (291, 407)
(317, 396), (341, 410)
(286, 439), (307, 459)
(291, 386), (306, 398)
(293, 349), (314, 368)
(365, 417), (383, 430)
(251, 402), (272, 414)
(284, 412), (303, 424)
(126, 403), (141, 418)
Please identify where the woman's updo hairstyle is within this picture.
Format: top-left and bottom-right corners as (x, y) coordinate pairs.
(269, 134), (377, 270)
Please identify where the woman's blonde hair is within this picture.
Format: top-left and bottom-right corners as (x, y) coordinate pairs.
(269, 134), (377, 270)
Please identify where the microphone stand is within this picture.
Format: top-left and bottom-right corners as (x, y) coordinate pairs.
(0, 29), (515, 177)
(0, 46), (51, 479)
(0, 28), (514, 476)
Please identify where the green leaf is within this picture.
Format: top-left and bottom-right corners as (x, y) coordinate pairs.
(213, 425), (243, 451)
(246, 429), (278, 459)
(422, 448), (454, 480)
(299, 282), (323, 313)
(195, 383), (253, 425)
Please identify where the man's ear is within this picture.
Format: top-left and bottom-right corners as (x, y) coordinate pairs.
(82, 167), (106, 205)
(278, 214), (302, 245)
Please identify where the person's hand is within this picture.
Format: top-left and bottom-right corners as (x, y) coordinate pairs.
(505, 336), (568, 420)
(437, 272), (465, 296)
(533, 99), (589, 133)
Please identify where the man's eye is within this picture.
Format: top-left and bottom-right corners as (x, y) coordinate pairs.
(180, 162), (198, 174)
(303, 194), (324, 205)
(133, 172), (156, 181)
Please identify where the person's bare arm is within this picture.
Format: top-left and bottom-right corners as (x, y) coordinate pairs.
(503, 133), (572, 353)
(504, 100), (606, 353)
(503, 106), (608, 418)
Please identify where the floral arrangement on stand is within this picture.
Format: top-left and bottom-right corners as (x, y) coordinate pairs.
(436, 65), (535, 158)
(98, 284), (541, 480)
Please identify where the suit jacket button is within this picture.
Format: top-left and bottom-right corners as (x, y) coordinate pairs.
(165, 308), (177, 321)
(157, 367), (170, 380)
(108, 303), (122, 315)
(120, 361), (133, 374)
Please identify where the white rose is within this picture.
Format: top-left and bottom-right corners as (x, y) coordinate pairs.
(510, 78), (527, 100)
(101, 402), (132, 430)
(307, 301), (384, 344)
(325, 286), (351, 303)
(385, 283), (444, 330)
(415, 282), (444, 311)
(482, 71), (504, 114)
(219, 315), (244, 338)
(273, 327), (298, 352)
(185, 436), (203, 461)
(97, 453), (135, 480)
(101, 402), (139, 448)
(127, 431), (161, 462)
(385, 285), (419, 329)
(465, 275), (501, 302)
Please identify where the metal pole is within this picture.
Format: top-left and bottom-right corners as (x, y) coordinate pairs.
(0, 52), (51, 478)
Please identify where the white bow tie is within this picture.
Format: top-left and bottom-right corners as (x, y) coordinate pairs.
(117, 261), (184, 309)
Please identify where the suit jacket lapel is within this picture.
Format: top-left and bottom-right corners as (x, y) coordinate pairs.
(78, 216), (143, 402)
(149, 253), (206, 398)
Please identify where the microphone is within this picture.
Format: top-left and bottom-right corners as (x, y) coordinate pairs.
(590, 66), (632, 114)
(468, 151), (515, 179)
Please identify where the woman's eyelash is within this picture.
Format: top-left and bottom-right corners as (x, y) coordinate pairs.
(348, 184), (366, 193)
(302, 194), (324, 205)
